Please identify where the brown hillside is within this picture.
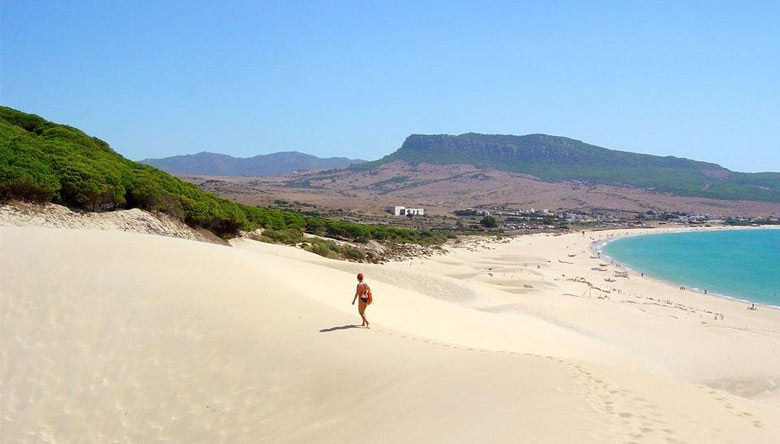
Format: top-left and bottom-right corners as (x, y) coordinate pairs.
(179, 161), (780, 218)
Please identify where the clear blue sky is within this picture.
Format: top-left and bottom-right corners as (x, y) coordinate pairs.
(2, 1), (778, 171)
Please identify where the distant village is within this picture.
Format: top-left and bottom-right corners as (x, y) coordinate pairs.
(385, 203), (779, 231)
(464, 206), (778, 230)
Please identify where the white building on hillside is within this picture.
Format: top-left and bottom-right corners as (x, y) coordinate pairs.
(387, 206), (405, 216)
(386, 205), (425, 216)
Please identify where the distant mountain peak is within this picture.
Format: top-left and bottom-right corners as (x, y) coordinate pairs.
(141, 151), (365, 176)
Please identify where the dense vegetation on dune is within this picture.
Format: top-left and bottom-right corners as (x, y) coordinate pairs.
(356, 133), (780, 203)
(0, 106), (448, 244)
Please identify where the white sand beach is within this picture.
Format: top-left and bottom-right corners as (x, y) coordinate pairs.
(2, 225), (779, 443)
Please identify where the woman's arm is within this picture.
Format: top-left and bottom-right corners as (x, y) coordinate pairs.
(352, 285), (359, 305)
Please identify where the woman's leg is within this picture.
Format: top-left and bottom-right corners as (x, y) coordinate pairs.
(358, 300), (368, 327)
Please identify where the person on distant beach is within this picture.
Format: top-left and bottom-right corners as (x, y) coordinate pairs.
(352, 273), (371, 328)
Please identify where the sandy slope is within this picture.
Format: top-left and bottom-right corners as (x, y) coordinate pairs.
(2, 226), (779, 443)
(0, 201), (219, 243)
(398, 228), (780, 392)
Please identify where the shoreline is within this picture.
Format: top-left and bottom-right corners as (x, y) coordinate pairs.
(592, 226), (780, 310)
(402, 226), (780, 400)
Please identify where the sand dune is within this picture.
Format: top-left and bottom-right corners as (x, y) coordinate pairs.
(2, 226), (779, 443)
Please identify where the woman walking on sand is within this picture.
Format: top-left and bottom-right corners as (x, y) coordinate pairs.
(352, 273), (372, 328)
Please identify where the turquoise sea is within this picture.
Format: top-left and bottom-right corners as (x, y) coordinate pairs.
(601, 229), (780, 307)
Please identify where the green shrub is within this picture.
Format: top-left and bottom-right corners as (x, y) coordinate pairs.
(260, 228), (303, 245)
(303, 238), (341, 259)
(341, 245), (366, 260)
(0, 137), (60, 201)
(480, 215), (498, 228)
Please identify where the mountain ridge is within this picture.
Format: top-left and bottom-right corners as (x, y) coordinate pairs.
(354, 133), (779, 203)
(141, 151), (365, 176)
